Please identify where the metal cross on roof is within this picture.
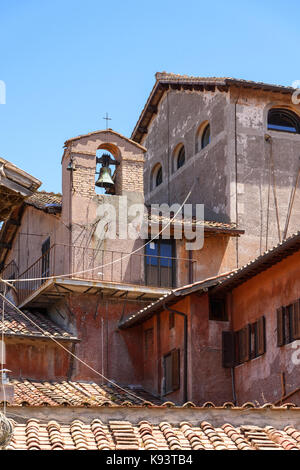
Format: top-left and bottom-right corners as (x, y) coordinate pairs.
(103, 112), (112, 130)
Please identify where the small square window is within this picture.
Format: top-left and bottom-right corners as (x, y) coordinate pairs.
(209, 296), (227, 321)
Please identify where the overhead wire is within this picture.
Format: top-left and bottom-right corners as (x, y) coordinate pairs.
(3, 184), (195, 284)
(0, 291), (149, 404)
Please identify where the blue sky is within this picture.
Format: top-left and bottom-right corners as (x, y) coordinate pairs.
(0, 0), (299, 193)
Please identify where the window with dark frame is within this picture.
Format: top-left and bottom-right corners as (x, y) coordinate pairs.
(145, 239), (175, 288)
(277, 300), (300, 346)
(163, 349), (180, 395)
(41, 237), (50, 279)
(268, 108), (300, 134)
(155, 166), (162, 187)
(209, 296), (227, 321)
(201, 123), (211, 149)
(176, 146), (185, 170)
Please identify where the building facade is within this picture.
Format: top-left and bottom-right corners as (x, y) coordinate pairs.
(132, 73), (300, 267)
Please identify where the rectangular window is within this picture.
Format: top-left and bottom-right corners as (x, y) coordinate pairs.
(41, 237), (50, 279)
(145, 240), (175, 288)
(209, 296), (227, 321)
(277, 300), (300, 346)
(163, 349), (180, 394)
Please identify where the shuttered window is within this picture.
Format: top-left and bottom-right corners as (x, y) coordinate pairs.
(223, 316), (266, 368)
(292, 300), (300, 340)
(256, 316), (266, 356)
(277, 307), (285, 346)
(164, 349), (180, 394)
(277, 300), (300, 346)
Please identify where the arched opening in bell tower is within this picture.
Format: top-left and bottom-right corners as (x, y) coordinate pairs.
(95, 143), (120, 195)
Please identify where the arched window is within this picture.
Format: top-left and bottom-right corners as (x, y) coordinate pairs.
(177, 146), (185, 169)
(151, 164), (163, 190)
(156, 166), (162, 186)
(173, 144), (185, 172)
(201, 123), (211, 149)
(268, 108), (300, 133)
(196, 122), (211, 153)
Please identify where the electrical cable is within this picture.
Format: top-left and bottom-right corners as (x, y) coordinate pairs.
(0, 291), (149, 404)
(4, 184), (195, 284)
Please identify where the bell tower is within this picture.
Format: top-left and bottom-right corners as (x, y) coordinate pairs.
(61, 129), (146, 253)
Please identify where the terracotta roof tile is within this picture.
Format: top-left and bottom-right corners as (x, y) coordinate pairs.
(0, 306), (77, 341)
(9, 378), (162, 407)
(25, 191), (62, 212)
(5, 418), (300, 450)
(147, 213), (243, 234)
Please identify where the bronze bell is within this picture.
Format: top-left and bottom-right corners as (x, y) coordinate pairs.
(95, 166), (114, 188)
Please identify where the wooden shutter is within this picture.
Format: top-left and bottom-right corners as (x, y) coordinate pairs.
(249, 323), (256, 359)
(222, 331), (235, 368)
(257, 316), (266, 356)
(172, 349), (180, 391)
(164, 354), (172, 394)
(295, 300), (300, 340)
(291, 300), (300, 341)
(277, 307), (284, 346)
(238, 326), (250, 364)
(234, 331), (240, 364)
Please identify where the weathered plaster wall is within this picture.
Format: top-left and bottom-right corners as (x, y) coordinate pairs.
(189, 293), (232, 405)
(232, 88), (300, 266)
(143, 86), (300, 267)
(231, 250), (300, 405)
(4, 206), (67, 280)
(143, 89), (230, 222)
(5, 338), (71, 381)
(65, 294), (145, 386)
(139, 294), (232, 405)
(176, 234), (236, 284)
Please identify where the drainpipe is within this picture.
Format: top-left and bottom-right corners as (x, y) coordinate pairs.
(229, 291), (237, 405)
(164, 304), (188, 404)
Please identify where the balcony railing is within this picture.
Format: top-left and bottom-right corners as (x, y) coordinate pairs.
(16, 244), (195, 304)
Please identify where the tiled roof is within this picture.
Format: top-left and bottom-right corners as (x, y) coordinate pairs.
(132, 72), (297, 142)
(0, 307), (77, 341)
(6, 418), (300, 450)
(210, 230), (300, 294)
(25, 191), (62, 211)
(147, 213), (243, 235)
(153, 72), (296, 91)
(119, 271), (236, 329)
(9, 378), (162, 407)
(63, 128), (146, 151)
